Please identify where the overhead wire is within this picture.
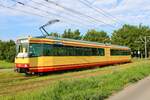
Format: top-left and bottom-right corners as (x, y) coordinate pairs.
(44, 0), (116, 28)
(1, 0), (118, 29)
(78, 0), (116, 23)
(83, 0), (123, 25)
(30, 0), (97, 27)
(0, 3), (49, 18)
(10, 0), (91, 28)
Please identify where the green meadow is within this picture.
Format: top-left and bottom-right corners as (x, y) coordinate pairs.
(0, 59), (150, 100)
(0, 60), (14, 69)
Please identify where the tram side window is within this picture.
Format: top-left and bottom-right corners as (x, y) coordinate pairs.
(29, 44), (43, 57)
(98, 48), (105, 56)
(43, 44), (53, 56)
(75, 47), (86, 56)
(110, 49), (130, 56)
(42, 44), (105, 56)
(53, 45), (66, 56)
(66, 46), (75, 56)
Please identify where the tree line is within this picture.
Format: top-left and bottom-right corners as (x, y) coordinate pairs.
(49, 29), (110, 43)
(112, 24), (150, 58)
(1, 24), (150, 62)
(0, 40), (16, 62)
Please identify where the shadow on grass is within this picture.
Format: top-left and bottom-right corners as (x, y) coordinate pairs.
(28, 62), (130, 77)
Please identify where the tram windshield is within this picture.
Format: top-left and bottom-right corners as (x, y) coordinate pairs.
(16, 43), (29, 58)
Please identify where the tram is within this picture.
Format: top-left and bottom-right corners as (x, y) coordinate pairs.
(15, 36), (131, 75)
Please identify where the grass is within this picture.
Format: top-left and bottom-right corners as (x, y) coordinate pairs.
(0, 60), (14, 69)
(0, 59), (150, 100)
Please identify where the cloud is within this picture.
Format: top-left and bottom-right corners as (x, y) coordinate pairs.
(0, 0), (117, 25)
(0, 0), (150, 40)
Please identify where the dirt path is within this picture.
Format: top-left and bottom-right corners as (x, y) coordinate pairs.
(0, 68), (13, 72)
(108, 76), (150, 100)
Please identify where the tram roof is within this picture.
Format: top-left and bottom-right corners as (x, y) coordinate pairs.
(35, 36), (130, 49)
(17, 36), (130, 50)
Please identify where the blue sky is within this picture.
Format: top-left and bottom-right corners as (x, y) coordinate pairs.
(0, 0), (150, 40)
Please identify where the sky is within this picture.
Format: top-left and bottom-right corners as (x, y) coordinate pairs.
(0, 0), (150, 40)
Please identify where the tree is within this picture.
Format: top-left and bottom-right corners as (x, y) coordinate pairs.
(73, 29), (82, 40)
(111, 24), (150, 57)
(111, 24), (150, 51)
(61, 29), (81, 40)
(49, 32), (60, 37)
(0, 40), (4, 60)
(83, 29), (110, 43)
(0, 40), (16, 62)
(62, 29), (72, 38)
(5, 40), (16, 62)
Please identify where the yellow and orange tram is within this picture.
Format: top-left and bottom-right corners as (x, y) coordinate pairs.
(15, 36), (131, 74)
